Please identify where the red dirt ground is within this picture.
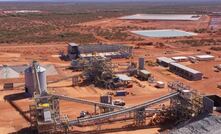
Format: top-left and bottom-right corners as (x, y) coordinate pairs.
(0, 15), (221, 133)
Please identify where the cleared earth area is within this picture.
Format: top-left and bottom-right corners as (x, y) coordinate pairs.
(0, 1), (221, 134)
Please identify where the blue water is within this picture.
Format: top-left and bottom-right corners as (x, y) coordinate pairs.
(131, 29), (197, 38)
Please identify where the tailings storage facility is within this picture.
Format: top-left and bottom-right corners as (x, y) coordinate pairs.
(120, 14), (201, 21)
(131, 30), (197, 38)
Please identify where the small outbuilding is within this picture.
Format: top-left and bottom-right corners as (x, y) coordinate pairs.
(137, 70), (151, 80)
(196, 55), (215, 61)
(68, 43), (80, 59)
(172, 56), (189, 62)
(155, 81), (165, 88)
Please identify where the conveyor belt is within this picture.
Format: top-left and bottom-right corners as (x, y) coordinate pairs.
(68, 92), (179, 126)
(51, 94), (124, 109)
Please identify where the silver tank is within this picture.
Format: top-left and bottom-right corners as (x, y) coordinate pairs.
(25, 67), (34, 95)
(139, 57), (145, 70)
(25, 66), (47, 96)
(37, 66), (47, 95)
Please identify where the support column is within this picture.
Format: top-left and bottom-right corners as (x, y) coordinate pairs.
(94, 104), (97, 114)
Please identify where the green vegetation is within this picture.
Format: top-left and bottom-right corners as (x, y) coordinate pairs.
(0, 2), (221, 44)
(210, 46), (221, 51)
(194, 28), (207, 33)
(175, 39), (221, 46)
(96, 28), (143, 41)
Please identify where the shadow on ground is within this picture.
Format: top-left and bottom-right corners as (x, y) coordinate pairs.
(4, 92), (31, 123)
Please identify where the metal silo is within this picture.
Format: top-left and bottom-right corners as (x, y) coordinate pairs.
(37, 66), (47, 95)
(139, 57), (145, 70)
(25, 67), (34, 95)
(25, 65), (47, 96)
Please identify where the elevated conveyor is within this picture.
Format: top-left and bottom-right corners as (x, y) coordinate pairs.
(68, 91), (179, 126)
(51, 94), (124, 109)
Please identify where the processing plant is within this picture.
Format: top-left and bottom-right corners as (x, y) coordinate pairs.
(27, 61), (214, 133)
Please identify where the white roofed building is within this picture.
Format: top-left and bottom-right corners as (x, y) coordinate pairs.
(172, 56), (189, 62)
(196, 55), (215, 61)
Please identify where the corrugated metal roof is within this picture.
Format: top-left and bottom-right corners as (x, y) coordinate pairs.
(140, 70), (151, 75)
(157, 57), (176, 63)
(116, 74), (132, 81)
(170, 63), (201, 74)
(196, 55), (215, 59)
(69, 43), (79, 47)
(172, 56), (188, 60)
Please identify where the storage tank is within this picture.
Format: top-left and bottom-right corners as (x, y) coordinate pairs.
(25, 65), (47, 96)
(25, 67), (34, 96)
(138, 57), (145, 70)
(37, 66), (47, 95)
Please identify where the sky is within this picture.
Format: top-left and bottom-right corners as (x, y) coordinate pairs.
(0, 0), (218, 2)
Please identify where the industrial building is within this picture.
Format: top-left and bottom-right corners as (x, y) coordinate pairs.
(157, 57), (176, 67)
(137, 69), (151, 80)
(169, 63), (203, 81)
(172, 56), (189, 62)
(67, 43), (133, 60)
(196, 55), (215, 61)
